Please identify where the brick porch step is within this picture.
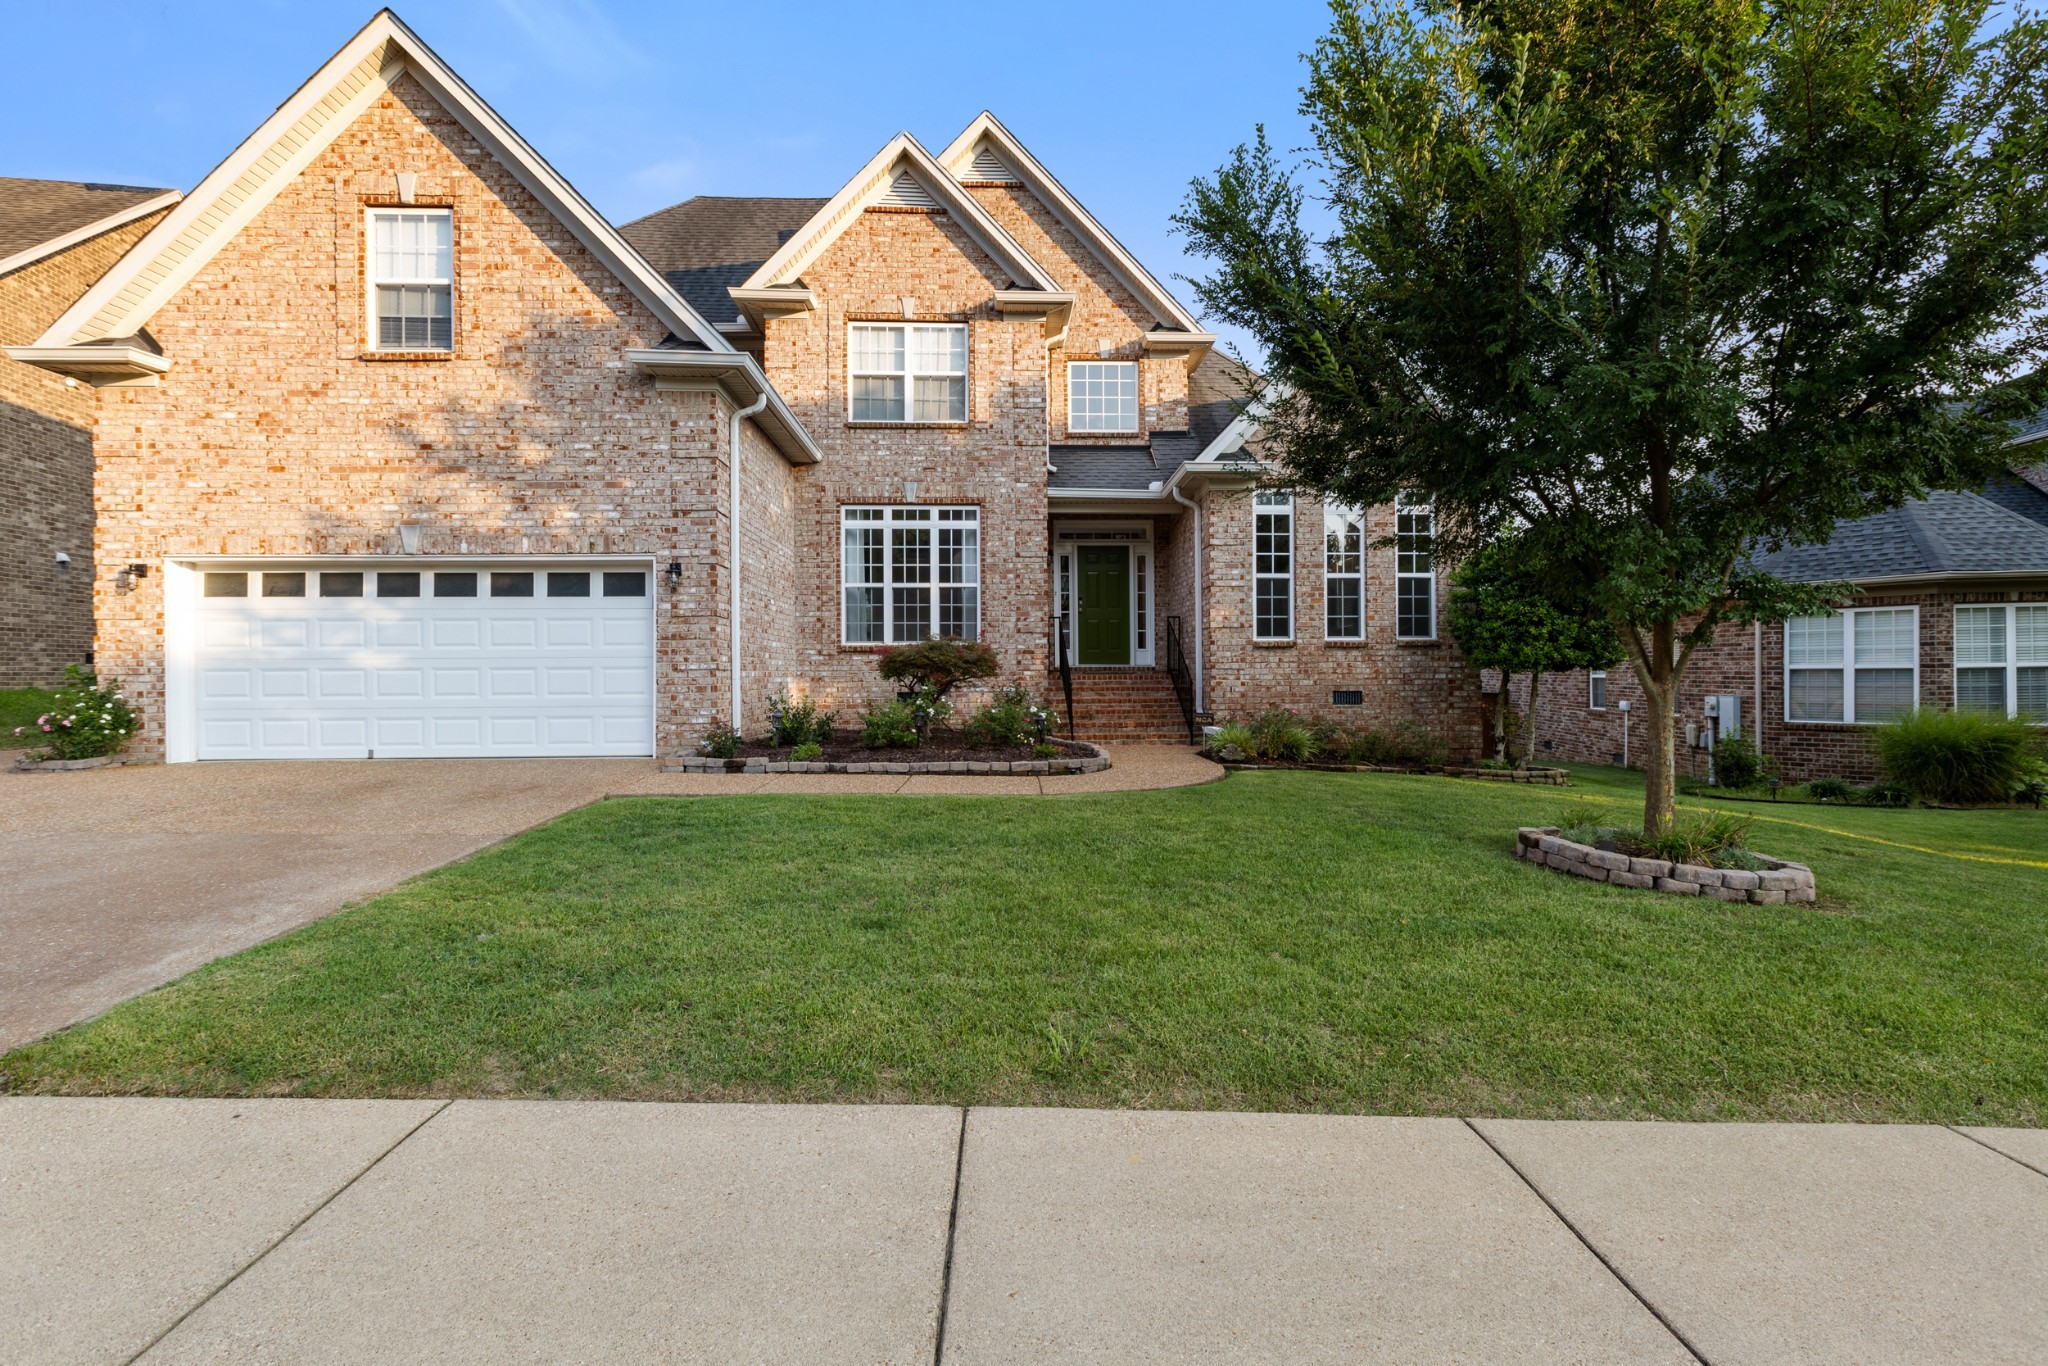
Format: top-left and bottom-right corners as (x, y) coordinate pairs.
(1051, 668), (1197, 745)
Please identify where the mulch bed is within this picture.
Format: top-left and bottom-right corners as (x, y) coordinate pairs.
(724, 729), (1049, 764)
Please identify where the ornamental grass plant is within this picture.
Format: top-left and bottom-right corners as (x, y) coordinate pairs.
(1874, 709), (2046, 805)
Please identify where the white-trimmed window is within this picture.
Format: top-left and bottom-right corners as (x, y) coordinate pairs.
(1785, 607), (1919, 723)
(849, 323), (966, 423)
(1589, 671), (1609, 709)
(368, 209), (452, 350)
(1068, 361), (1139, 433)
(1324, 504), (1364, 640)
(1955, 603), (2048, 722)
(841, 505), (979, 643)
(1395, 494), (1435, 639)
(1254, 491), (1294, 640)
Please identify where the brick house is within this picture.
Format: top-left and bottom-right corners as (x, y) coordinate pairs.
(9, 9), (1481, 764)
(1526, 441), (2048, 784)
(0, 178), (178, 685)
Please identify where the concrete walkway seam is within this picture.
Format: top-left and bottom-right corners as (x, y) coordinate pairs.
(1461, 1117), (1710, 1365)
(930, 1107), (970, 1366)
(123, 1099), (453, 1364)
(1947, 1124), (2048, 1181)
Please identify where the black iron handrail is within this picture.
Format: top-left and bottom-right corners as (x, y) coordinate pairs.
(1055, 611), (1076, 739)
(1164, 614), (1199, 743)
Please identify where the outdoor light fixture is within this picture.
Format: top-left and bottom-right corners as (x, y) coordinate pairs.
(666, 561), (684, 589)
(398, 522), (422, 554)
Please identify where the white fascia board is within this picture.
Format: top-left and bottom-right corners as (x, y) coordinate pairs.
(624, 348), (821, 465)
(938, 112), (1206, 334)
(3, 343), (170, 386)
(738, 133), (1061, 296)
(0, 190), (181, 279)
(35, 10), (728, 353)
(1048, 486), (1174, 502)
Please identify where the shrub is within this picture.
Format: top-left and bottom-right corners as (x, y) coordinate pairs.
(860, 699), (921, 749)
(12, 666), (136, 762)
(877, 638), (999, 701)
(1344, 729), (1398, 765)
(1208, 721), (1256, 755)
(1642, 811), (1754, 866)
(1874, 708), (2045, 805)
(1031, 742), (1061, 759)
(765, 688), (834, 748)
(1348, 721), (1448, 768)
(1710, 734), (1773, 790)
(965, 685), (1051, 749)
(697, 723), (741, 759)
(1857, 781), (1913, 808)
(791, 741), (823, 762)
(1804, 777), (1853, 802)
(1247, 709), (1320, 762)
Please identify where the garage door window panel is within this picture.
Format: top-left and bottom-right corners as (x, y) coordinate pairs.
(491, 571), (534, 597)
(378, 571), (421, 597)
(321, 572), (364, 598)
(434, 572), (478, 597)
(204, 572), (247, 598)
(262, 572), (305, 598)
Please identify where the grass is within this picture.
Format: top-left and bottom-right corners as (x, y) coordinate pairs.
(0, 687), (60, 741)
(6, 765), (2045, 1123)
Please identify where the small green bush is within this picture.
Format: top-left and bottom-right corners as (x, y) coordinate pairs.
(1711, 734), (1773, 790)
(1858, 781), (1913, 808)
(964, 685), (1051, 749)
(1247, 709), (1320, 762)
(791, 741), (823, 762)
(765, 688), (834, 748)
(1642, 811), (1754, 866)
(1208, 721), (1256, 755)
(697, 724), (741, 759)
(1874, 708), (2045, 804)
(860, 699), (921, 749)
(877, 638), (999, 701)
(1805, 777), (1854, 802)
(13, 665), (136, 762)
(1031, 742), (1061, 759)
(1348, 721), (1448, 768)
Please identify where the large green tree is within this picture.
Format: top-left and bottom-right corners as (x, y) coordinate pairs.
(1178, 0), (2048, 831)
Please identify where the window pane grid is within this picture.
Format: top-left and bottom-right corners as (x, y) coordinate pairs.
(370, 211), (452, 352)
(1786, 608), (1919, 724)
(1324, 505), (1364, 639)
(1254, 493), (1292, 640)
(1395, 497), (1434, 639)
(850, 324), (966, 422)
(841, 506), (979, 643)
(1952, 603), (2048, 723)
(1068, 362), (1139, 433)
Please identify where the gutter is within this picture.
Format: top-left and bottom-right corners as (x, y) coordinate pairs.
(729, 390), (769, 732)
(1169, 482), (1205, 713)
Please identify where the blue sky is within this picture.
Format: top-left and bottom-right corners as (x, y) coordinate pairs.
(5, 1), (1332, 357)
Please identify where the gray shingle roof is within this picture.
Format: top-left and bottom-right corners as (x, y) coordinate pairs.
(617, 196), (828, 327)
(1049, 436), (1199, 491)
(0, 177), (172, 266)
(1977, 472), (2048, 528)
(1188, 350), (1255, 452)
(2014, 404), (2048, 449)
(1750, 487), (2048, 582)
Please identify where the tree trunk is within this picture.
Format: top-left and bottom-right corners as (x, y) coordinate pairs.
(1628, 620), (1680, 835)
(1524, 672), (1542, 768)
(1495, 672), (1513, 760)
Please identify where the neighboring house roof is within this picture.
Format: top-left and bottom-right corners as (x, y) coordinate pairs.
(618, 196), (827, 329)
(0, 179), (180, 277)
(1749, 487), (2048, 583)
(24, 8), (730, 356)
(1977, 471), (2048, 528)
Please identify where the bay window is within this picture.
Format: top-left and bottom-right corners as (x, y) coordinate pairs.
(1785, 607), (1918, 723)
(1254, 491), (1293, 640)
(849, 323), (966, 423)
(841, 505), (979, 643)
(1955, 604), (2048, 721)
(1324, 503), (1364, 640)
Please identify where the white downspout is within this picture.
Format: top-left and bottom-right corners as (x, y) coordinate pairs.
(729, 388), (769, 732)
(1169, 480), (1205, 713)
(1753, 619), (1764, 760)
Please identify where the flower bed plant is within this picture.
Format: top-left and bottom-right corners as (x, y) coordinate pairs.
(10, 667), (136, 764)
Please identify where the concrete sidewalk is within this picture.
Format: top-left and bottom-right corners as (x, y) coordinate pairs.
(4, 1100), (2043, 1364)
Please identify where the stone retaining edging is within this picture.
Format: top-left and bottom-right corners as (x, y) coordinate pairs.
(666, 740), (1110, 777)
(1219, 761), (1568, 785)
(11, 754), (130, 773)
(1514, 826), (1817, 904)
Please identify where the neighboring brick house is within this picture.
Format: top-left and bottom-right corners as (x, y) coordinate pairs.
(0, 178), (177, 686)
(1528, 439), (2048, 783)
(9, 9), (1482, 763)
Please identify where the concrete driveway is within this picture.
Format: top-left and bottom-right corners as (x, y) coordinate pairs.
(0, 748), (1218, 1050)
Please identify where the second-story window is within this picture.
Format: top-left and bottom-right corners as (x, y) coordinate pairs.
(849, 323), (966, 423)
(369, 209), (452, 350)
(1068, 361), (1139, 433)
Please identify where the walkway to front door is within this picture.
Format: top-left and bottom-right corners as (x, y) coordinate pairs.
(1076, 545), (1130, 665)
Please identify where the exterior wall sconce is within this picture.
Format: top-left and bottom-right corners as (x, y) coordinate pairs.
(666, 561), (684, 589)
(398, 523), (423, 554)
(114, 562), (149, 593)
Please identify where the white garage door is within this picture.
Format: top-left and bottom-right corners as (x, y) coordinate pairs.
(189, 561), (654, 760)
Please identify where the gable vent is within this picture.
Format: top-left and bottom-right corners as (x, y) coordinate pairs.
(966, 146), (1017, 182)
(876, 173), (939, 208)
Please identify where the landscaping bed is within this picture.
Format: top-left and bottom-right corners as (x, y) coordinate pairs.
(1514, 825), (1816, 903)
(670, 733), (1107, 775)
(1221, 757), (1567, 784)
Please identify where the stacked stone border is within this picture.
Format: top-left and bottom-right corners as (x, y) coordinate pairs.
(1221, 762), (1569, 786)
(1514, 826), (1817, 904)
(667, 739), (1110, 776)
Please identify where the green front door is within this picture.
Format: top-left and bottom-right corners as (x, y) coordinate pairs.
(1076, 545), (1131, 665)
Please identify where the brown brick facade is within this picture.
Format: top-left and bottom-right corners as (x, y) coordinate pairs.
(0, 210), (168, 686)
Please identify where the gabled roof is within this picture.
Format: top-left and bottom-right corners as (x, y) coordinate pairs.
(29, 8), (729, 354)
(936, 112), (1209, 337)
(619, 196), (826, 328)
(1749, 487), (2048, 584)
(0, 179), (179, 277)
(736, 133), (1062, 299)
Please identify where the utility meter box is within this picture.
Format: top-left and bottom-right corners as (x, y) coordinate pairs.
(1703, 695), (1742, 742)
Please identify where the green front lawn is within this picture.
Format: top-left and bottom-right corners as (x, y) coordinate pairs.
(0, 687), (60, 741)
(8, 766), (2045, 1122)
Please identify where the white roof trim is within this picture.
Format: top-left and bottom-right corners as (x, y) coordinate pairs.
(624, 348), (822, 465)
(0, 189), (181, 279)
(1193, 381), (1273, 463)
(938, 112), (1206, 335)
(739, 133), (1060, 296)
(34, 9), (729, 353)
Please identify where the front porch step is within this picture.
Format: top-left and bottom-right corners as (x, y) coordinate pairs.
(1050, 668), (1197, 745)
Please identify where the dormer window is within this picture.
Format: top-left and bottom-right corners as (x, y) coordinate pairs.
(849, 323), (966, 423)
(369, 209), (453, 351)
(1068, 361), (1138, 433)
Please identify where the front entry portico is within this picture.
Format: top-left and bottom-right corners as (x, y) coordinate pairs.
(1054, 525), (1155, 669)
(1077, 545), (1131, 665)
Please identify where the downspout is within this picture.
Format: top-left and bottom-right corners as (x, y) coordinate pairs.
(1753, 620), (1764, 762)
(729, 387), (769, 732)
(1169, 479), (1205, 713)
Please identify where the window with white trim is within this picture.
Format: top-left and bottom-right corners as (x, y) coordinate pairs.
(849, 323), (966, 423)
(1254, 491), (1293, 640)
(1955, 603), (2048, 722)
(1589, 671), (1608, 709)
(841, 505), (979, 644)
(1395, 495), (1435, 639)
(1067, 361), (1138, 433)
(1324, 503), (1364, 640)
(1785, 607), (1918, 723)
(368, 209), (452, 350)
